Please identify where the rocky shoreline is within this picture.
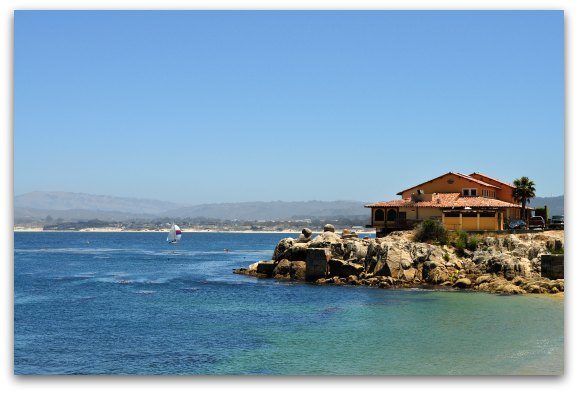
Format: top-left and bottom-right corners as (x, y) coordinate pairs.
(233, 225), (564, 295)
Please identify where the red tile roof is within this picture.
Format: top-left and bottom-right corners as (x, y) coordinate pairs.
(365, 193), (523, 209)
(396, 172), (500, 195)
(469, 172), (514, 188)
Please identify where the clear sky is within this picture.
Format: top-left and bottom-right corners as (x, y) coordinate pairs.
(14, 10), (564, 204)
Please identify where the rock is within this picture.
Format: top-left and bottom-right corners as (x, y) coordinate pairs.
(475, 275), (493, 285)
(453, 278), (471, 288)
(342, 228), (351, 236)
(511, 276), (526, 286)
(256, 261), (277, 276)
(526, 284), (544, 294)
(496, 283), (526, 294)
(341, 241), (367, 263)
(346, 275), (360, 285)
(402, 268), (417, 282)
(272, 238), (295, 261)
(372, 245), (412, 278)
(287, 243), (308, 261)
(328, 259), (364, 278)
(308, 231), (342, 248)
(302, 227), (313, 238)
(272, 259), (306, 280)
(409, 243), (432, 263)
(323, 224), (335, 233)
(305, 248), (331, 282)
(424, 266), (449, 284)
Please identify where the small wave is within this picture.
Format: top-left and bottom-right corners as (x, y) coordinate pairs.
(134, 290), (155, 295)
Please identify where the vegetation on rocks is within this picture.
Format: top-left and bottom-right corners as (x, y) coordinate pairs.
(234, 225), (564, 295)
(413, 219), (448, 244)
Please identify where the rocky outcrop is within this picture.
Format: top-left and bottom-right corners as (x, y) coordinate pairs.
(272, 259), (306, 281)
(234, 228), (564, 295)
(328, 259), (364, 278)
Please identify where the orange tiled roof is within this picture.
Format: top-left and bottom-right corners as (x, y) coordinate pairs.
(469, 172), (514, 188)
(396, 172), (499, 195)
(365, 193), (523, 209)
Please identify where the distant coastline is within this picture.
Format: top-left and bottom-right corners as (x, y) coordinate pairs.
(13, 227), (375, 235)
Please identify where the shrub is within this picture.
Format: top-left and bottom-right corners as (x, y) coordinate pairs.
(442, 252), (450, 262)
(467, 235), (481, 251)
(414, 219), (448, 244)
(451, 231), (480, 256)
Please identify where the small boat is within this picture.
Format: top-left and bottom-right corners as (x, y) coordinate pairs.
(167, 223), (182, 244)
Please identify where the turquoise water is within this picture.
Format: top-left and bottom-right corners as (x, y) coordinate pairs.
(14, 232), (564, 375)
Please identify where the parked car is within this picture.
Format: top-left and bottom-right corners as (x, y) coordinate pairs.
(549, 215), (564, 229)
(528, 216), (546, 230)
(508, 219), (526, 230)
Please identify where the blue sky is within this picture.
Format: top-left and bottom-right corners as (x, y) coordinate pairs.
(14, 11), (564, 204)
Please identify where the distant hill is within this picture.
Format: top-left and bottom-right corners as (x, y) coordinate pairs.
(15, 191), (185, 215)
(14, 191), (368, 222)
(14, 207), (156, 223)
(529, 195), (564, 216)
(162, 200), (368, 221)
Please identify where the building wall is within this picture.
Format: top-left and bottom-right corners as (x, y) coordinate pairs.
(441, 212), (500, 231)
(399, 173), (496, 199)
(443, 216), (461, 231)
(469, 174), (516, 203)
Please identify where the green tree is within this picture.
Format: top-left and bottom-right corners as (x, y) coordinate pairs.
(513, 176), (536, 220)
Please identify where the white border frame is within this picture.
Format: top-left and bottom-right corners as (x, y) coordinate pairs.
(1, 1), (574, 391)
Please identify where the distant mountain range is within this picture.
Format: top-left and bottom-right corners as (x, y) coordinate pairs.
(14, 191), (564, 222)
(14, 192), (368, 222)
(529, 195), (564, 216)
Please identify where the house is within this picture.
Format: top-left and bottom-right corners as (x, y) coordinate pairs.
(365, 172), (528, 236)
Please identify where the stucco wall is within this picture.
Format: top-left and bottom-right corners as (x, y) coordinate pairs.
(399, 173), (496, 199)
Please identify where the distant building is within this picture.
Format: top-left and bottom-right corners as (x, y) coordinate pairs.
(366, 172), (528, 236)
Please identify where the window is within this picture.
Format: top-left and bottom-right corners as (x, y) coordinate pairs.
(462, 188), (477, 196)
(386, 209), (397, 221)
(374, 209), (385, 222)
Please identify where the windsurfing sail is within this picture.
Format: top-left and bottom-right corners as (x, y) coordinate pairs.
(167, 223), (182, 243)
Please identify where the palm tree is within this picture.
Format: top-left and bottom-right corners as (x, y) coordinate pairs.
(513, 176), (536, 220)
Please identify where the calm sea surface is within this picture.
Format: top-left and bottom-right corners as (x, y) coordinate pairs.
(14, 232), (564, 375)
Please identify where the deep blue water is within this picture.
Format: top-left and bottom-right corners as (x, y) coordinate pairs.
(14, 232), (564, 375)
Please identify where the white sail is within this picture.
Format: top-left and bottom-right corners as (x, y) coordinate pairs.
(167, 224), (182, 243)
(174, 224), (182, 241)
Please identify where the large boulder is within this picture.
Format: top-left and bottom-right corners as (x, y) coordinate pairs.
(423, 265), (450, 284)
(372, 245), (412, 278)
(305, 248), (331, 281)
(323, 224), (335, 233)
(486, 254), (531, 279)
(453, 278), (471, 288)
(287, 243), (308, 261)
(255, 261), (277, 276)
(272, 238), (295, 261)
(409, 243), (433, 264)
(328, 259), (364, 278)
(295, 228), (314, 243)
(272, 259), (306, 281)
(308, 231), (342, 249)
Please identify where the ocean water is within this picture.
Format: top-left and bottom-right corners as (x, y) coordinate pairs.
(14, 232), (564, 375)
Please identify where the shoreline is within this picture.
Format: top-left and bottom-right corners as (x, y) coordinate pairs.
(13, 227), (375, 235)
